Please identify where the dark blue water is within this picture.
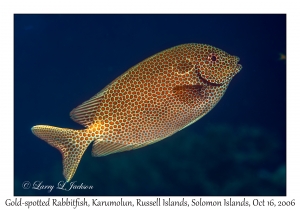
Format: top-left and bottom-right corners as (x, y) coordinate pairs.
(14, 14), (286, 196)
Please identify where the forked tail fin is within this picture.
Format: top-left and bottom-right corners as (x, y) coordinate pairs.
(31, 125), (92, 182)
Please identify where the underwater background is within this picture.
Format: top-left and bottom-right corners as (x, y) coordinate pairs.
(14, 14), (286, 196)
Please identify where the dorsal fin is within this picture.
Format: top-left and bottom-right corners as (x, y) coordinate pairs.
(69, 76), (119, 127)
(70, 74), (119, 127)
(70, 94), (103, 127)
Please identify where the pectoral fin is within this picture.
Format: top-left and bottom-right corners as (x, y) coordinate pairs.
(173, 85), (207, 105)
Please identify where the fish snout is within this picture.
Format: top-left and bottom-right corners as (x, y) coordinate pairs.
(232, 56), (242, 74)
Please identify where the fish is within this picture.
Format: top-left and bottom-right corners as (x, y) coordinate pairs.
(279, 53), (286, 60)
(31, 43), (242, 181)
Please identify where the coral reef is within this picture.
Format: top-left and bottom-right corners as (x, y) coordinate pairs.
(15, 124), (285, 196)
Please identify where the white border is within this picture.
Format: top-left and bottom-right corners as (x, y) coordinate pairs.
(1, 0), (299, 209)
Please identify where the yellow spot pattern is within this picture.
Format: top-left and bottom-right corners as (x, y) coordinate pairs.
(32, 43), (242, 181)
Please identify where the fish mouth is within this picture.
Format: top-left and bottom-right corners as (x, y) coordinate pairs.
(197, 72), (223, 87)
(235, 57), (242, 72)
(236, 63), (242, 74)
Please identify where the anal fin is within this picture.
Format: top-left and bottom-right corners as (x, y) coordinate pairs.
(92, 139), (135, 157)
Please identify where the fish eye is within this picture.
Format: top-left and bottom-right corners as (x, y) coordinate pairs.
(207, 53), (218, 63)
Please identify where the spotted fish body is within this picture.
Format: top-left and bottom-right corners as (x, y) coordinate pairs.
(32, 43), (242, 181)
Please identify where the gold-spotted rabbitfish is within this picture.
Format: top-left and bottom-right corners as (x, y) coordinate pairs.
(32, 43), (242, 181)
